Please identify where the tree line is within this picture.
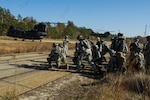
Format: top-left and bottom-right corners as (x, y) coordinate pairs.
(0, 7), (101, 40)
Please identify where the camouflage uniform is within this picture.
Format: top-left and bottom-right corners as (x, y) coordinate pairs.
(92, 45), (102, 65)
(107, 50), (118, 72)
(76, 35), (96, 71)
(129, 38), (140, 60)
(116, 36), (128, 72)
(96, 38), (109, 62)
(109, 34), (128, 73)
(47, 43), (65, 68)
(110, 33), (124, 51)
(136, 48), (145, 72)
(96, 37), (103, 52)
(63, 35), (69, 55)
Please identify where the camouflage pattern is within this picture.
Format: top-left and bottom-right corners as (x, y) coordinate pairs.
(137, 51), (145, 72)
(76, 35), (96, 71)
(92, 45), (102, 65)
(109, 33), (128, 73)
(96, 38), (109, 62)
(129, 38), (140, 60)
(63, 35), (69, 55)
(47, 43), (65, 68)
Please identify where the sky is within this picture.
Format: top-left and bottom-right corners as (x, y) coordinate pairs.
(0, 0), (150, 37)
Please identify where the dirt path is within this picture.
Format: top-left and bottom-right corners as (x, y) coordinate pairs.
(19, 73), (99, 100)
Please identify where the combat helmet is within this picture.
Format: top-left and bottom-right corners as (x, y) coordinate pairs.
(77, 35), (83, 40)
(134, 37), (139, 42)
(65, 35), (68, 38)
(52, 43), (58, 47)
(118, 36), (125, 40)
(117, 33), (123, 37)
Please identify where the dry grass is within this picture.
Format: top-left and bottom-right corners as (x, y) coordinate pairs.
(0, 38), (75, 54)
(122, 73), (150, 97)
(83, 73), (150, 100)
(0, 41), (52, 54)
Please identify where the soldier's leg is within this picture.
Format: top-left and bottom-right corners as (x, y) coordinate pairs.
(47, 58), (52, 68)
(107, 56), (117, 72)
(145, 60), (150, 73)
(116, 52), (126, 73)
(77, 53), (84, 71)
(87, 54), (98, 73)
(56, 57), (62, 68)
(56, 60), (61, 68)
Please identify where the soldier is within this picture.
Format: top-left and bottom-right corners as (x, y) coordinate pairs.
(47, 43), (64, 68)
(107, 50), (118, 72)
(116, 36), (128, 54)
(58, 43), (66, 62)
(136, 48), (145, 72)
(116, 36), (128, 73)
(76, 35), (96, 72)
(109, 34), (128, 73)
(92, 45), (102, 65)
(110, 33), (124, 51)
(128, 37), (145, 73)
(62, 35), (69, 56)
(129, 38), (141, 60)
(96, 37), (103, 54)
(96, 37), (109, 62)
(144, 36), (150, 72)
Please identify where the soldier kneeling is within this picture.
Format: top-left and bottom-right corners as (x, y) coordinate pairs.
(47, 43), (65, 68)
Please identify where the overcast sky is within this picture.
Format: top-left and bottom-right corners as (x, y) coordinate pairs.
(1, 0), (150, 37)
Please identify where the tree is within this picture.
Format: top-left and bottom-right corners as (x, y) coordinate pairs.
(17, 14), (22, 22)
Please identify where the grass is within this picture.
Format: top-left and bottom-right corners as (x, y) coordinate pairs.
(0, 89), (18, 100)
(0, 37), (75, 54)
(80, 73), (150, 100)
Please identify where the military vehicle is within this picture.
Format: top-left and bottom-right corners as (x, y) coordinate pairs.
(7, 23), (47, 42)
(90, 31), (110, 37)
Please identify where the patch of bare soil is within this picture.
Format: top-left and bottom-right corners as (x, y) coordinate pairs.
(19, 73), (103, 100)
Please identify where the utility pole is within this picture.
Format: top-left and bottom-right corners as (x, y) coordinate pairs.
(144, 24), (147, 38)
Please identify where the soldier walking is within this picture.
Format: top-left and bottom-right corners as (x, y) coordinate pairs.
(76, 35), (97, 72)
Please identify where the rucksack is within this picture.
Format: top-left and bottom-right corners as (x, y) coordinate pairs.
(83, 39), (91, 49)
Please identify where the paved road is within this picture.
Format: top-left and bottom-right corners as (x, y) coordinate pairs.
(0, 51), (74, 96)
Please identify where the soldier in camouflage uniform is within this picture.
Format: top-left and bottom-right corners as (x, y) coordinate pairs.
(109, 33), (128, 73)
(62, 35), (69, 56)
(92, 45), (102, 65)
(76, 35), (96, 72)
(129, 38), (141, 60)
(96, 37), (109, 62)
(116, 36), (128, 73)
(47, 43), (65, 68)
(110, 33), (124, 51)
(136, 48), (145, 72)
(144, 36), (150, 72)
(127, 38), (145, 73)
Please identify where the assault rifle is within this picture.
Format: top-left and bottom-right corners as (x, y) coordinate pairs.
(90, 31), (110, 37)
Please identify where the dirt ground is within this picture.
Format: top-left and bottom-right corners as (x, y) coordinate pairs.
(19, 73), (101, 100)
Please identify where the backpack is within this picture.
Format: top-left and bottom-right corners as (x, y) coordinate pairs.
(83, 39), (91, 49)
